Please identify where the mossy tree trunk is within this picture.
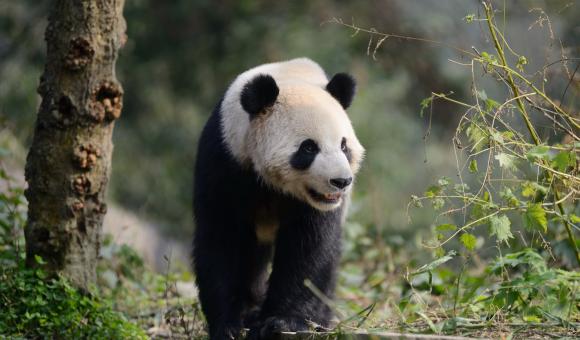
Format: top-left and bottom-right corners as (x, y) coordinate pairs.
(24, 0), (126, 290)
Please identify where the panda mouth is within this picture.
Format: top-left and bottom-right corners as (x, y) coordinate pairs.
(307, 188), (342, 204)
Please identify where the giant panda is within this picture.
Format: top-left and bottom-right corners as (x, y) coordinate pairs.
(193, 58), (364, 340)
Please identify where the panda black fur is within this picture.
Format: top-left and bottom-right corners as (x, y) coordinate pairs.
(193, 58), (364, 340)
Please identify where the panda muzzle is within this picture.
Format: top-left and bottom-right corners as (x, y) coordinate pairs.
(307, 188), (342, 204)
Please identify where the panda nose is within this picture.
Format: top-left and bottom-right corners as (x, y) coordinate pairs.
(329, 177), (352, 189)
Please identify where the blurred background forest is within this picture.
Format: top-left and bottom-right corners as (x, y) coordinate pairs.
(2, 0), (580, 337)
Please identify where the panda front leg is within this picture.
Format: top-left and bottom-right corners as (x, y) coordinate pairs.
(194, 217), (272, 340)
(249, 203), (343, 339)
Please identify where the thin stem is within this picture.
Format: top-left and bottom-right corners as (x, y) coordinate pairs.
(484, 1), (580, 266)
(483, 2), (540, 145)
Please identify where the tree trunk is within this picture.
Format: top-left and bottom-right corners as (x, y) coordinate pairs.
(24, 0), (126, 290)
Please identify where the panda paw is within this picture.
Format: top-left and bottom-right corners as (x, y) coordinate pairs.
(242, 307), (262, 329)
(247, 316), (308, 340)
(213, 322), (243, 340)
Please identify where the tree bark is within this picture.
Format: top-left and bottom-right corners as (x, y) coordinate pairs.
(24, 0), (126, 290)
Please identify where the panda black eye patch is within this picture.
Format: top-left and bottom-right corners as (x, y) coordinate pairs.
(290, 139), (319, 170)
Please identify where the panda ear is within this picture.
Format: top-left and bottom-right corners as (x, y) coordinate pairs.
(240, 74), (279, 117)
(326, 73), (356, 109)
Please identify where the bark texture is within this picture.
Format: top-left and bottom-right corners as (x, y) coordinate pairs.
(24, 0), (126, 290)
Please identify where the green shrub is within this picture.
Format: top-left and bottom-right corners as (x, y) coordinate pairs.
(0, 149), (147, 339)
(0, 263), (147, 339)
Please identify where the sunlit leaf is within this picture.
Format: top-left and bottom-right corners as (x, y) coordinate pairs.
(411, 195), (423, 208)
(526, 145), (550, 162)
(481, 52), (498, 65)
(425, 185), (441, 198)
(419, 96), (433, 118)
(485, 98), (500, 112)
(469, 159), (478, 173)
(438, 177), (451, 187)
(521, 181), (547, 198)
(500, 187), (519, 207)
(489, 215), (513, 244)
(524, 203), (547, 233)
(476, 89), (488, 101)
(502, 131), (515, 140)
(490, 248), (547, 273)
(516, 55), (528, 72)
(466, 122), (488, 152)
(453, 183), (470, 193)
(523, 315), (541, 323)
(460, 233), (477, 251)
(411, 250), (457, 275)
(416, 311), (443, 333)
(490, 130), (504, 143)
(495, 153), (518, 171)
(551, 151), (575, 172)
(436, 224), (457, 232)
(432, 198), (445, 210)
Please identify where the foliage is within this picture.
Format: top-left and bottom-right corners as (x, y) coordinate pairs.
(409, 1), (580, 334)
(0, 159), (25, 268)
(96, 233), (205, 338)
(328, 2), (580, 338)
(0, 264), (146, 339)
(0, 151), (147, 339)
(413, 2), (580, 266)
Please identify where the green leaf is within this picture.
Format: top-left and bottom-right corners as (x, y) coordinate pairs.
(453, 183), (469, 193)
(464, 14), (476, 23)
(460, 233), (477, 251)
(411, 250), (457, 275)
(524, 203), (547, 233)
(466, 122), (488, 152)
(502, 131), (515, 140)
(432, 198), (445, 210)
(419, 96), (433, 118)
(526, 145), (550, 162)
(481, 52), (498, 64)
(438, 177), (451, 187)
(485, 98), (500, 112)
(476, 89), (488, 101)
(436, 224), (457, 232)
(570, 214), (580, 224)
(490, 248), (547, 273)
(416, 311), (443, 333)
(551, 151), (576, 172)
(495, 153), (518, 171)
(489, 215), (513, 244)
(523, 315), (541, 323)
(470, 191), (496, 224)
(425, 185), (441, 198)
(500, 187), (520, 207)
(411, 195), (423, 208)
(34, 255), (46, 265)
(490, 130), (504, 143)
(516, 55), (528, 72)
(521, 181), (548, 198)
(469, 159), (478, 173)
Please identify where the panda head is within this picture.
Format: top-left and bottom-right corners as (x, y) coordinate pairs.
(240, 73), (364, 211)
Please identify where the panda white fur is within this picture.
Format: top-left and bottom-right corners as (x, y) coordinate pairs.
(193, 58), (364, 339)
